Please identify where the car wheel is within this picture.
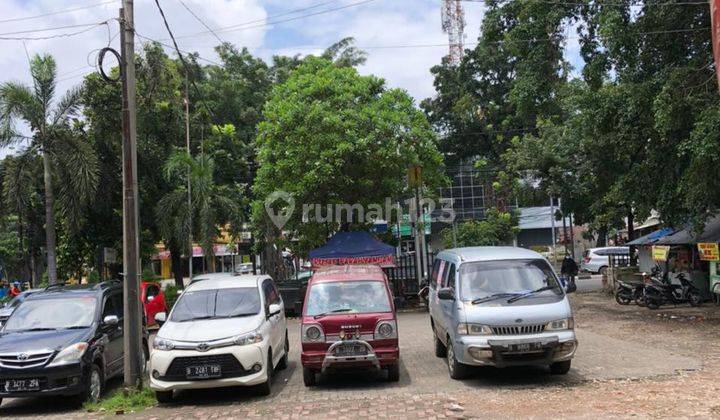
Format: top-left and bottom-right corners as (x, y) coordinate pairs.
(141, 342), (149, 375)
(550, 360), (571, 375)
(257, 351), (273, 396)
(277, 331), (289, 370)
(155, 390), (173, 403)
(446, 339), (468, 380)
(302, 366), (317, 387)
(75, 364), (103, 405)
(434, 331), (447, 358)
(386, 363), (400, 382)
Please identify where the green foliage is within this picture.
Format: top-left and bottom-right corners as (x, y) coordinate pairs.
(163, 284), (181, 310)
(252, 57), (445, 255)
(86, 270), (100, 284)
(141, 267), (159, 282)
(83, 387), (155, 413)
(441, 209), (518, 249)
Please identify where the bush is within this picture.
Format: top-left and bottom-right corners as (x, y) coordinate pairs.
(86, 270), (101, 284)
(141, 267), (159, 282)
(164, 284), (181, 310)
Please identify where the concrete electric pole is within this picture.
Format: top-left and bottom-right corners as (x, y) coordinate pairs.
(119, 2), (144, 388)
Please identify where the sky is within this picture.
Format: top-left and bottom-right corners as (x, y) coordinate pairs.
(0, 0), (582, 157)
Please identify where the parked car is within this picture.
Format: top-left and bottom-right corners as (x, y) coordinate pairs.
(429, 247), (577, 379)
(0, 289), (41, 327)
(235, 263), (254, 275)
(580, 246), (630, 275)
(300, 265), (399, 386)
(141, 281), (167, 327)
(0, 281), (149, 406)
(149, 274), (288, 402)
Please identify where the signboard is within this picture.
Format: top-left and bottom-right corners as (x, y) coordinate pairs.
(651, 245), (670, 262)
(713, 0), (720, 90)
(698, 243), (720, 261)
(103, 247), (117, 264)
(407, 165), (422, 187)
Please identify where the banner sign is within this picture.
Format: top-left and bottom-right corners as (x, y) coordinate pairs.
(698, 243), (720, 261)
(652, 245), (670, 262)
(311, 255), (396, 268)
(713, 0), (720, 90)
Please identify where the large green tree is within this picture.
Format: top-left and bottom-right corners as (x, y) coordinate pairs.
(0, 54), (99, 284)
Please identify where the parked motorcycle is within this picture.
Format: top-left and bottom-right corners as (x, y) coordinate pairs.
(643, 272), (702, 309)
(615, 280), (646, 306)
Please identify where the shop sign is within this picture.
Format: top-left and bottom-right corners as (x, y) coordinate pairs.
(698, 243), (720, 261)
(652, 245), (670, 262)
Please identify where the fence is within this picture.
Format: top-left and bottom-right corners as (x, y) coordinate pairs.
(384, 250), (435, 297)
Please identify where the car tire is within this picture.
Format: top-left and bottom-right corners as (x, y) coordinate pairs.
(155, 390), (174, 404)
(76, 363), (103, 405)
(550, 360), (571, 375)
(446, 339), (468, 380)
(257, 351), (273, 396)
(434, 333), (447, 358)
(303, 366), (317, 387)
(386, 363), (400, 382)
(277, 331), (289, 370)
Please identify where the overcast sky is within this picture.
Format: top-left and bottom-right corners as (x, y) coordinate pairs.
(1, 0), (582, 157)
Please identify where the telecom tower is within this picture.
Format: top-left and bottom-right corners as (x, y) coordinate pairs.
(441, 0), (466, 65)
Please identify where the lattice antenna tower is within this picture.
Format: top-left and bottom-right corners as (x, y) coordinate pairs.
(441, 0), (466, 65)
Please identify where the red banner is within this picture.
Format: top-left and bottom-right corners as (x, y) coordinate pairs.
(713, 0), (720, 90)
(311, 255), (396, 268)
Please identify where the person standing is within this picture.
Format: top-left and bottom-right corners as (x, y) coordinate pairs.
(560, 253), (579, 288)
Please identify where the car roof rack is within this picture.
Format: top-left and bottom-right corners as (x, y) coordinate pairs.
(44, 282), (67, 291)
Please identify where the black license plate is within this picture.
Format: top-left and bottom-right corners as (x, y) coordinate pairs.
(185, 364), (221, 379)
(506, 342), (545, 353)
(4, 378), (40, 392)
(335, 344), (368, 357)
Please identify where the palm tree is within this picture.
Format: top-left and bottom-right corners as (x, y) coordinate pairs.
(157, 150), (240, 286)
(0, 54), (98, 285)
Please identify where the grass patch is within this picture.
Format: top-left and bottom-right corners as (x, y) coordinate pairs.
(84, 386), (156, 414)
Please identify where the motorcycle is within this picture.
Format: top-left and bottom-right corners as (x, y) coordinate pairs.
(615, 280), (646, 306)
(643, 272), (702, 309)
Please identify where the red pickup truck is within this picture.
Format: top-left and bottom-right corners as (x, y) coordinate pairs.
(300, 265), (400, 386)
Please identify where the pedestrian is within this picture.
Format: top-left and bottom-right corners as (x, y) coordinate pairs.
(8, 282), (21, 298)
(560, 252), (579, 289)
(0, 281), (7, 299)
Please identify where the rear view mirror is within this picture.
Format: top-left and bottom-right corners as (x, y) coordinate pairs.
(268, 303), (282, 317)
(103, 315), (119, 326)
(154, 312), (167, 325)
(147, 295), (155, 302)
(437, 287), (455, 300)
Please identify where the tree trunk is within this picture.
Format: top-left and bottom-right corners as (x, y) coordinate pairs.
(596, 225), (608, 247)
(42, 152), (58, 285)
(169, 240), (184, 288)
(626, 209), (635, 242)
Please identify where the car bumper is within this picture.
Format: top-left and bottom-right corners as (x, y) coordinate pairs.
(149, 344), (268, 391)
(0, 362), (86, 398)
(301, 340), (399, 373)
(454, 330), (577, 368)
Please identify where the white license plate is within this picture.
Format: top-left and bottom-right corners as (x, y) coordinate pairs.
(185, 364), (221, 379)
(4, 378), (40, 392)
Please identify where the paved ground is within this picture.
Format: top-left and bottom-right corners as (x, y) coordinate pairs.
(3, 290), (719, 419)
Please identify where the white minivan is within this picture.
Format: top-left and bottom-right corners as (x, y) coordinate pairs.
(149, 274), (288, 402)
(429, 247), (577, 379)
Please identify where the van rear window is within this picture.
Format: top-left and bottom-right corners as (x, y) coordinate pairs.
(305, 281), (391, 316)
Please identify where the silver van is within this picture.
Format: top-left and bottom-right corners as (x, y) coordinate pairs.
(429, 247), (577, 379)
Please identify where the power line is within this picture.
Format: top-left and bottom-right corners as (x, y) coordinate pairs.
(0, 21), (110, 36)
(0, 21), (110, 41)
(177, 0), (225, 44)
(0, 0), (117, 24)
(135, 31), (222, 65)
(172, 0), (378, 41)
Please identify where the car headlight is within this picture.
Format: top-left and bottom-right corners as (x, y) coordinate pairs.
(234, 331), (263, 346)
(48, 342), (88, 367)
(301, 324), (325, 343)
(545, 317), (574, 331)
(374, 320), (398, 339)
(457, 323), (492, 335)
(153, 337), (176, 351)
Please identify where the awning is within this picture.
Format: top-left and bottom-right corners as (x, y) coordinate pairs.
(626, 227), (676, 246)
(655, 215), (720, 245)
(308, 231), (396, 268)
(152, 244), (236, 260)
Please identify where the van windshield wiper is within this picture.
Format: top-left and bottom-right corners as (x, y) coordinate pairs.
(13, 327), (56, 332)
(178, 315), (218, 322)
(314, 308), (353, 319)
(471, 293), (521, 304)
(506, 286), (556, 303)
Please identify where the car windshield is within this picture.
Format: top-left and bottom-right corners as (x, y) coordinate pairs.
(170, 287), (261, 322)
(305, 280), (391, 316)
(459, 259), (563, 301)
(3, 297), (97, 331)
(6, 294), (25, 309)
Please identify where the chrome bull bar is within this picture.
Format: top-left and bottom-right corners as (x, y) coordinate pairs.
(321, 339), (380, 372)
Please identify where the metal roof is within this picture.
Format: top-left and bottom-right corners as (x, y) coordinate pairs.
(437, 246), (545, 263)
(655, 215), (720, 245)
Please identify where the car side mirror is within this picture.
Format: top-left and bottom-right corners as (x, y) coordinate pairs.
(103, 315), (119, 327)
(154, 312), (167, 325)
(437, 287), (455, 300)
(268, 303), (282, 318)
(147, 295), (155, 302)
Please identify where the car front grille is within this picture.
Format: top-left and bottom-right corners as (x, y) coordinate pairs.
(162, 354), (253, 381)
(0, 351), (54, 369)
(491, 324), (546, 335)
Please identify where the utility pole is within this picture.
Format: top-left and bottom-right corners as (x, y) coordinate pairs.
(549, 196), (556, 266)
(184, 77), (193, 281)
(119, 3), (143, 388)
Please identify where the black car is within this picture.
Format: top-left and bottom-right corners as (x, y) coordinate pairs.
(0, 281), (149, 406)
